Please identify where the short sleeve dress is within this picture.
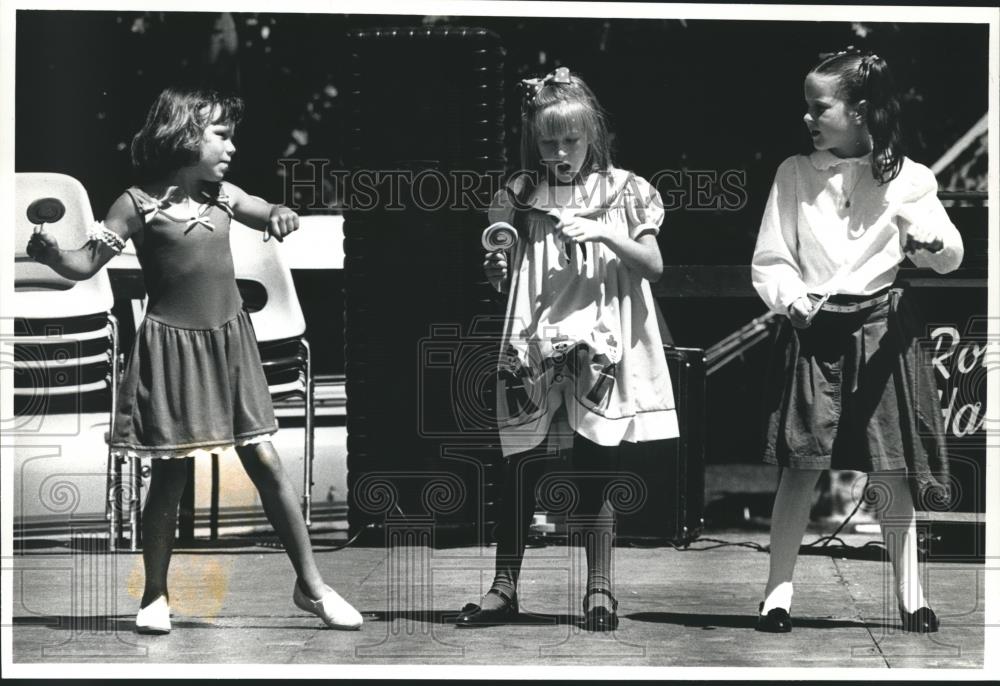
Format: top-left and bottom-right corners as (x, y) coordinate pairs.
(108, 182), (278, 460)
(492, 168), (679, 457)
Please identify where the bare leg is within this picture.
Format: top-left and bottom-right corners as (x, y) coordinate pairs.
(871, 470), (927, 613)
(761, 467), (824, 613)
(235, 441), (325, 599)
(140, 459), (189, 608)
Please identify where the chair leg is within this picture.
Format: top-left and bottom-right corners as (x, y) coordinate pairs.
(114, 458), (126, 549)
(301, 338), (314, 527)
(210, 453), (220, 541)
(130, 456), (142, 550)
(107, 314), (121, 550)
(106, 451), (119, 550)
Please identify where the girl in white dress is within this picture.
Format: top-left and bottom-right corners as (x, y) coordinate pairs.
(455, 68), (678, 632)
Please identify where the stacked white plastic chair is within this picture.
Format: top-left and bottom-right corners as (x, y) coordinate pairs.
(230, 218), (316, 526)
(11, 173), (129, 547)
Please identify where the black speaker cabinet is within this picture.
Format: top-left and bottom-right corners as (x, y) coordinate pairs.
(342, 27), (507, 541)
(616, 346), (706, 543)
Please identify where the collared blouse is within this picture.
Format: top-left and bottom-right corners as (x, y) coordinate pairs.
(751, 150), (964, 315)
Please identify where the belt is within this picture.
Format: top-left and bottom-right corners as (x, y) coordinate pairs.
(811, 288), (892, 314)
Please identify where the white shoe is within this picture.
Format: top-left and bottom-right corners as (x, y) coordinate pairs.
(135, 596), (171, 634)
(293, 582), (363, 630)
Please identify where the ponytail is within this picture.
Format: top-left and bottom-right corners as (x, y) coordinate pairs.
(812, 48), (904, 184)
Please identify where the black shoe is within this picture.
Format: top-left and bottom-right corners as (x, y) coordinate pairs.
(583, 588), (619, 632)
(455, 589), (518, 628)
(755, 601), (792, 633)
(900, 607), (939, 633)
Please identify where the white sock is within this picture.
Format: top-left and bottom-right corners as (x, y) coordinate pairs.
(874, 471), (928, 614)
(898, 581), (928, 614)
(761, 581), (793, 614)
(760, 469), (823, 616)
(895, 545), (928, 613)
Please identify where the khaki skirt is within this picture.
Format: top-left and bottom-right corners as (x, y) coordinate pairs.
(762, 288), (951, 509)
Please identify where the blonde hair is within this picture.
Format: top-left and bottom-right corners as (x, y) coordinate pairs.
(515, 70), (613, 202)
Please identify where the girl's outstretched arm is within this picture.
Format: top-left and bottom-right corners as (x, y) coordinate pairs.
(224, 181), (299, 242)
(26, 192), (140, 281)
(896, 166), (964, 274)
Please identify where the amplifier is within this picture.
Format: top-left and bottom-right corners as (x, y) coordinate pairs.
(534, 346), (706, 545)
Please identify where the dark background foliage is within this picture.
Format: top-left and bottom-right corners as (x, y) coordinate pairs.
(16, 12), (988, 222)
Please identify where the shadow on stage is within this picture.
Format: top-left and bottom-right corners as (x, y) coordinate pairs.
(624, 611), (894, 631)
(364, 609), (582, 627)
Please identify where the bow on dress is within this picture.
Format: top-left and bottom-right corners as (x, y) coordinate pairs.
(149, 184), (234, 233)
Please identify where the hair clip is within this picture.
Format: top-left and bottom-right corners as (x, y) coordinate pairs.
(819, 45), (863, 61)
(856, 52), (883, 80)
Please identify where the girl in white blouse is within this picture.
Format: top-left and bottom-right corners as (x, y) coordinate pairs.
(751, 48), (963, 634)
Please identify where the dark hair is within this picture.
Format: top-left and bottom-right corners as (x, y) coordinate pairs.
(515, 69), (613, 203)
(130, 87), (244, 182)
(811, 49), (903, 184)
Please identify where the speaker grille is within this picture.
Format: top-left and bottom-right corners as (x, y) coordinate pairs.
(342, 27), (507, 541)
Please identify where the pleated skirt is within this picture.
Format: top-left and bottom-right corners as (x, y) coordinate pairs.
(761, 288), (951, 509)
(109, 309), (278, 459)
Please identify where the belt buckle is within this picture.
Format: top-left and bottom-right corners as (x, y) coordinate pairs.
(805, 293), (831, 322)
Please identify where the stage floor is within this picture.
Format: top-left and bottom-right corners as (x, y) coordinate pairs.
(7, 532), (985, 672)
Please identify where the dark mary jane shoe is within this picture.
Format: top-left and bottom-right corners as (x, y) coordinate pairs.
(455, 589), (518, 628)
(900, 607), (939, 633)
(583, 588), (619, 632)
(756, 601), (792, 633)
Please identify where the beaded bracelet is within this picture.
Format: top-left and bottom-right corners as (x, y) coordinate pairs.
(86, 222), (127, 254)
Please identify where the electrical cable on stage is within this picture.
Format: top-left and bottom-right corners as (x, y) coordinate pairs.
(310, 503), (409, 552)
(663, 537), (769, 552)
(306, 487), (888, 555)
(803, 474), (871, 548)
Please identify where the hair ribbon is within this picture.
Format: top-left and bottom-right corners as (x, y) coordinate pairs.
(519, 66), (572, 108)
